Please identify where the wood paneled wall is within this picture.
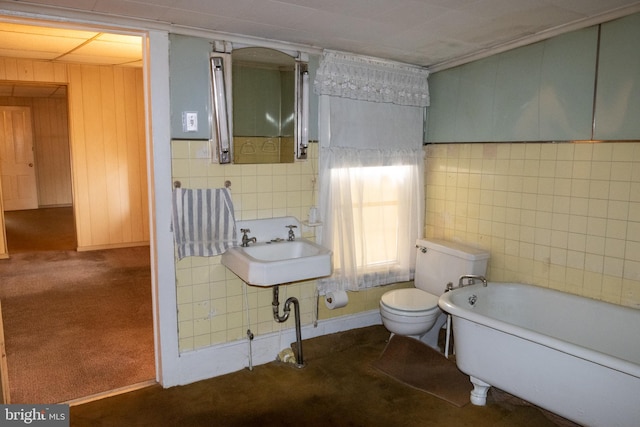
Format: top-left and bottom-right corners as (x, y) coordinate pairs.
(0, 57), (149, 253)
(67, 64), (149, 249)
(0, 58), (67, 84)
(0, 96), (72, 207)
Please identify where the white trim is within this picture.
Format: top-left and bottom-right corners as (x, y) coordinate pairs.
(429, 2), (640, 72)
(175, 310), (382, 386)
(146, 30), (180, 387)
(0, 3), (166, 33)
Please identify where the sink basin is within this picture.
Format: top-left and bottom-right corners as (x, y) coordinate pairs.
(221, 238), (332, 286)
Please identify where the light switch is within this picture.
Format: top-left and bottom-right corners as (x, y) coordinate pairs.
(182, 111), (198, 132)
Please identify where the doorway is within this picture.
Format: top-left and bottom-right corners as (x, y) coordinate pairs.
(0, 21), (156, 403)
(0, 208), (155, 403)
(0, 106), (38, 211)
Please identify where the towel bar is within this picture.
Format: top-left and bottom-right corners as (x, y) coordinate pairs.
(173, 180), (231, 189)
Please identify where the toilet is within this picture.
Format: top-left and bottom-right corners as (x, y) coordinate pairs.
(379, 238), (489, 350)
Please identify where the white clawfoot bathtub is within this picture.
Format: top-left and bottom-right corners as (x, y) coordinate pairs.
(438, 282), (640, 427)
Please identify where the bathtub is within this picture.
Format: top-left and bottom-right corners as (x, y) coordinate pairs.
(438, 282), (640, 427)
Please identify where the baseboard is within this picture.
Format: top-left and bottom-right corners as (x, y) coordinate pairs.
(65, 380), (157, 406)
(173, 309), (382, 387)
(76, 242), (150, 251)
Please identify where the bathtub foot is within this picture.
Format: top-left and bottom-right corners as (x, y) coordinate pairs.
(469, 376), (491, 406)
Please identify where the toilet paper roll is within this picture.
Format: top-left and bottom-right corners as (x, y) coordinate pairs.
(308, 206), (318, 224)
(325, 290), (348, 309)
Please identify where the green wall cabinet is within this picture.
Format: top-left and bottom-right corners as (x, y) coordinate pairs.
(169, 34), (213, 140)
(594, 13), (640, 140)
(427, 26), (598, 142)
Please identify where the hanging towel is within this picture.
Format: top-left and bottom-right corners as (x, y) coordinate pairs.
(172, 187), (237, 259)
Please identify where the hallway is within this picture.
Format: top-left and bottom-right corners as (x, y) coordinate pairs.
(4, 207), (76, 253)
(0, 207), (155, 403)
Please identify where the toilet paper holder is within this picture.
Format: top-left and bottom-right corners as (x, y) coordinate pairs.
(325, 290), (349, 309)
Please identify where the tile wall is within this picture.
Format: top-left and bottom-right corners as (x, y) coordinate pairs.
(425, 142), (640, 308)
(171, 141), (407, 352)
(170, 139), (640, 352)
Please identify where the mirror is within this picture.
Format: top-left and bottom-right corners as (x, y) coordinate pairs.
(232, 47), (297, 164)
(210, 46), (309, 164)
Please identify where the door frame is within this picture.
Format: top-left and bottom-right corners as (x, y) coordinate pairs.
(0, 15), (167, 392)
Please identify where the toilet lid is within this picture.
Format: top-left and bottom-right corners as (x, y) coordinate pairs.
(381, 288), (440, 312)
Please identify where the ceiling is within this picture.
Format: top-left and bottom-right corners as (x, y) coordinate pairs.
(0, 21), (143, 98)
(1, 0), (639, 71)
(0, 22), (143, 67)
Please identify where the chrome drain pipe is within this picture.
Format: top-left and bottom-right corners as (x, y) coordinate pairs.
(272, 285), (305, 368)
(272, 286), (290, 322)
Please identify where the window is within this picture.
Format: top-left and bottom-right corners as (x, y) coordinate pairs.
(319, 154), (423, 292)
(331, 165), (411, 271)
(314, 50), (428, 293)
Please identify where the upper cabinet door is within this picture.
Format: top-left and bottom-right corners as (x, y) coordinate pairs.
(426, 55), (501, 143)
(593, 13), (640, 140)
(169, 34), (212, 140)
(538, 27), (598, 141)
(492, 42), (544, 141)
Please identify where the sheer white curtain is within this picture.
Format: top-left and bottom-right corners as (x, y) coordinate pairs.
(314, 51), (429, 293)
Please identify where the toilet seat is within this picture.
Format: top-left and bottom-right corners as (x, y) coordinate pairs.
(380, 288), (440, 315)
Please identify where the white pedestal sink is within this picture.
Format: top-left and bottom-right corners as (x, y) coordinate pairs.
(221, 216), (332, 286)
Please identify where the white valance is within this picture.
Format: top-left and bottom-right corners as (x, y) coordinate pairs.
(325, 96), (424, 151)
(314, 50), (430, 107)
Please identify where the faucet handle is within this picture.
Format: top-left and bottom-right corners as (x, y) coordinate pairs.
(240, 228), (251, 234)
(286, 225), (297, 241)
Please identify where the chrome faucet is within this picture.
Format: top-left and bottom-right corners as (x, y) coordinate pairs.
(240, 228), (257, 247)
(458, 274), (488, 288)
(286, 225), (297, 241)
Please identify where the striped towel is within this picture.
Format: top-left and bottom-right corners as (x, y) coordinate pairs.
(172, 187), (237, 259)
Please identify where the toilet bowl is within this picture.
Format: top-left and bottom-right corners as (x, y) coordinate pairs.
(379, 288), (440, 337)
(379, 238), (490, 351)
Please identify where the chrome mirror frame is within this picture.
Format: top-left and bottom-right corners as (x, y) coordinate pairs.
(210, 54), (232, 164)
(296, 59), (309, 160)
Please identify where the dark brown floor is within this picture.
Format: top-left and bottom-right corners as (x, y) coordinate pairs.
(6, 209), (577, 425)
(70, 326), (574, 427)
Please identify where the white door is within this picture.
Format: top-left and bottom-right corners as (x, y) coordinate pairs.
(0, 106), (38, 211)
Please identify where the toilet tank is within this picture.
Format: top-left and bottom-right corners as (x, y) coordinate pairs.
(414, 239), (489, 296)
